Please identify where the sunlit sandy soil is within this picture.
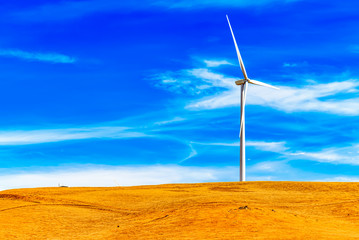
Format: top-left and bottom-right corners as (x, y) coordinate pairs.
(1, 181), (359, 239)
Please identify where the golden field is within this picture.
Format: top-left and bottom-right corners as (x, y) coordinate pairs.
(0, 181), (359, 239)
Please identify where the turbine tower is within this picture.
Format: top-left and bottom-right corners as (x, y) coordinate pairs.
(226, 15), (279, 182)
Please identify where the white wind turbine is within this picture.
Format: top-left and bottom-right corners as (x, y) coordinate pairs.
(226, 15), (279, 182)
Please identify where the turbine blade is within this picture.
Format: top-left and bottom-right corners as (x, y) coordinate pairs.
(226, 15), (248, 80)
(239, 82), (248, 138)
(248, 79), (279, 90)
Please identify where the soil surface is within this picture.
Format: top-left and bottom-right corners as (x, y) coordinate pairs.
(1, 181), (359, 239)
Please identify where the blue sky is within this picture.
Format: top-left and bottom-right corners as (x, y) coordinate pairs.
(0, 0), (359, 189)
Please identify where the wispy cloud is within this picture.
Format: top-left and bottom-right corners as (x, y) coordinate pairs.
(248, 160), (290, 173)
(13, 0), (299, 21)
(191, 139), (359, 166)
(245, 80), (359, 115)
(283, 62), (298, 67)
(186, 74), (359, 115)
(247, 141), (289, 152)
(0, 126), (146, 145)
(349, 45), (359, 53)
(0, 165), (236, 190)
(179, 143), (198, 163)
(153, 63), (359, 115)
(290, 144), (359, 165)
(247, 161), (359, 182)
(204, 59), (233, 67)
(157, 0), (300, 9)
(0, 49), (76, 63)
(13, 1), (133, 22)
(313, 176), (359, 182)
(193, 140), (288, 153)
(244, 141), (359, 166)
(152, 67), (234, 96)
(283, 62), (310, 68)
(246, 159), (318, 181)
(154, 117), (186, 126)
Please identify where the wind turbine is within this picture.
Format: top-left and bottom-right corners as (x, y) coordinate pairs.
(226, 15), (279, 182)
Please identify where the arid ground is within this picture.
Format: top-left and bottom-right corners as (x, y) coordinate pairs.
(0, 182), (359, 239)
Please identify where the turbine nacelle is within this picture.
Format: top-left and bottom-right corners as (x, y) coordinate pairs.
(235, 79), (247, 85)
(235, 78), (279, 90)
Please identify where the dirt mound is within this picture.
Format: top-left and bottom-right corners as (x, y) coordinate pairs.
(0, 182), (358, 239)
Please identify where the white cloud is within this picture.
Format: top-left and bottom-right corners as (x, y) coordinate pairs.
(283, 62), (298, 67)
(245, 141), (359, 166)
(152, 68), (232, 96)
(188, 68), (235, 88)
(290, 144), (359, 165)
(0, 49), (76, 63)
(186, 89), (237, 109)
(192, 140), (287, 153)
(13, 1), (132, 21)
(247, 141), (288, 152)
(245, 81), (359, 115)
(0, 165), (237, 190)
(179, 143), (198, 163)
(154, 117), (186, 125)
(349, 45), (359, 53)
(248, 161), (359, 182)
(159, 66), (359, 115)
(159, 0), (299, 8)
(248, 160), (289, 173)
(204, 59), (233, 67)
(245, 159), (312, 181)
(192, 139), (359, 166)
(193, 141), (238, 147)
(14, 0), (299, 22)
(313, 176), (359, 182)
(0, 126), (146, 145)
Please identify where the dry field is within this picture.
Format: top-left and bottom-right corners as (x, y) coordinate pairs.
(0, 181), (359, 239)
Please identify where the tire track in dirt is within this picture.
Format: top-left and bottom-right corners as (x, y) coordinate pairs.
(0, 204), (40, 212)
(312, 198), (359, 207)
(0, 199), (139, 215)
(0, 192), (141, 214)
